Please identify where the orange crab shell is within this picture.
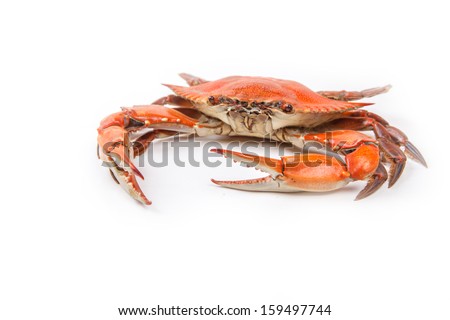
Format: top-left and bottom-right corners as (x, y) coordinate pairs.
(164, 76), (372, 113)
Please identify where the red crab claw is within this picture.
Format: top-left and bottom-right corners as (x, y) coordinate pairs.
(210, 149), (351, 193)
(97, 104), (204, 205)
(97, 126), (151, 205)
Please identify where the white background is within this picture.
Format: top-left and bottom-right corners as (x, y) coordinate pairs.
(1, 1), (449, 319)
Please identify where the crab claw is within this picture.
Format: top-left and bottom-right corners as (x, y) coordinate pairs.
(98, 126), (151, 205)
(210, 149), (290, 191)
(210, 149), (351, 193)
(108, 165), (151, 205)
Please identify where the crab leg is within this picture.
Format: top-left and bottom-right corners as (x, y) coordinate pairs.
(151, 74), (210, 108)
(342, 110), (427, 167)
(151, 74), (208, 107)
(212, 130), (389, 200)
(211, 149), (352, 193)
(98, 125), (150, 204)
(317, 85), (392, 101)
(302, 130), (392, 193)
(131, 129), (181, 157)
(151, 73), (209, 107)
(178, 73), (208, 86)
(313, 115), (426, 184)
(152, 94), (194, 108)
(97, 104), (201, 205)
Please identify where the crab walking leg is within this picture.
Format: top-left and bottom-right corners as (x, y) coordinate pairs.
(341, 110), (390, 125)
(152, 94), (194, 108)
(178, 73), (208, 86)
(210, 149), (352, 193)
(342, 110), (427, 167)
(317, 85), (392, 101)
(152, 73), (209, 106)
(97, 105), (202, 205)
(313, 116), (425, 185)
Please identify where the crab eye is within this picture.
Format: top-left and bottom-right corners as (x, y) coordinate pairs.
(208, 96), (215, 104)
(274, 101), (283, 108)
(283, 104), (293, 113)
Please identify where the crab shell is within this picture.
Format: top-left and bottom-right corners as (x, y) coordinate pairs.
(165, 76), (372, 130)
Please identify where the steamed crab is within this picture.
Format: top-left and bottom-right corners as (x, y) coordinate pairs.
(97, 74), (426, 205)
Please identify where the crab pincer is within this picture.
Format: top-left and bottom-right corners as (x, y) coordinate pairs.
(97, 125), (151, 205)
(97, 104), (204, 205)
(211, 140), (390, 201)
(210, 149), (352, 194)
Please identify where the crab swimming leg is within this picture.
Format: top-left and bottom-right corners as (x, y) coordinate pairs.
(317, 85), (392, 101)
(97, 104), (201, 205)
(211, 130), (388, 200)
